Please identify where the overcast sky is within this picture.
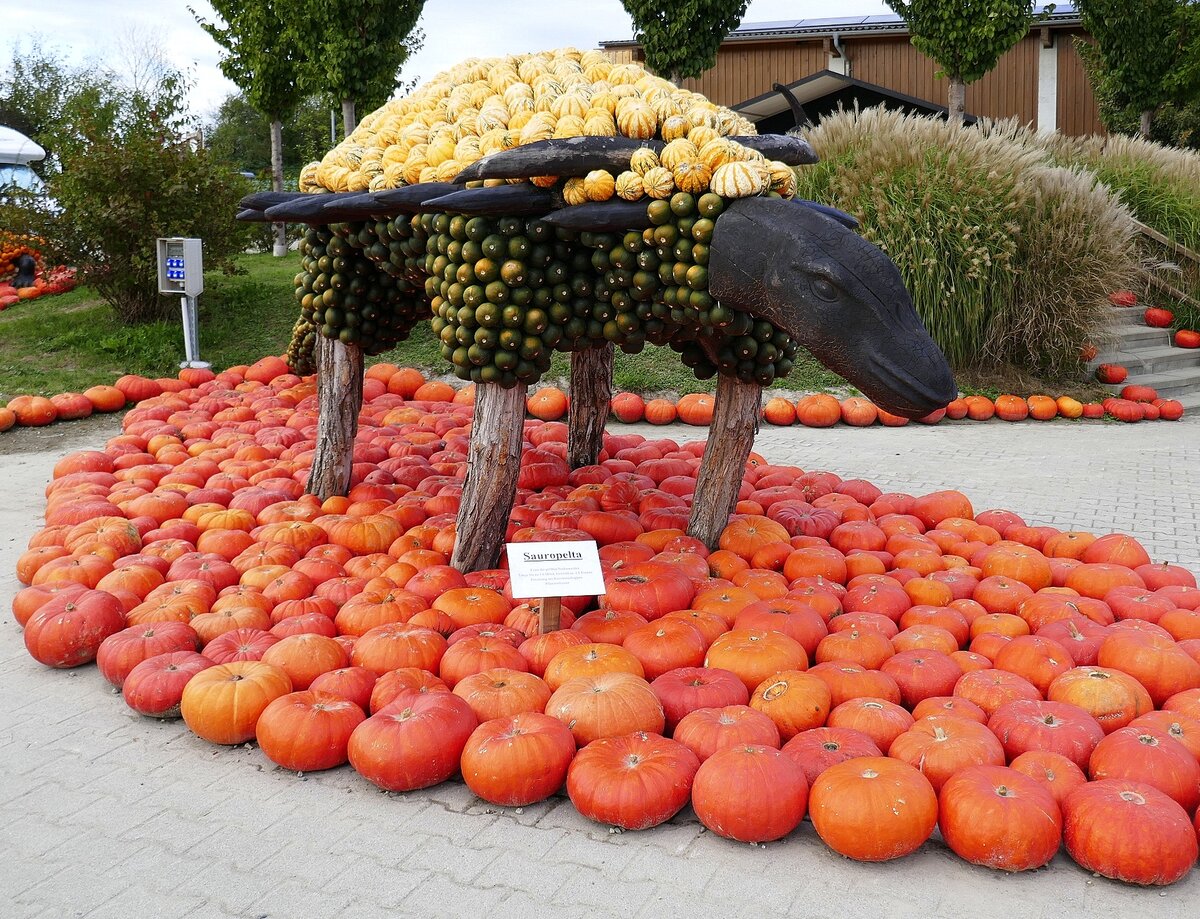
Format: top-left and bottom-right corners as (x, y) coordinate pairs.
(8, 1), (890, 118)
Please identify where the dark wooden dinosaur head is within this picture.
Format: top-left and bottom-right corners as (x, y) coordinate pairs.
(708, 197), (957, 417)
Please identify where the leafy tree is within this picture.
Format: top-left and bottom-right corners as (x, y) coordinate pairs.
(6, 62), (250, 323)
(206, 92), (335, 174)
(0, 42), (112, 175)
(1075, 0), (1200, 136)
(620, 0), (749, 82)
(884, 1), (1048, 124)
(287, 0), (426, 135)
(193, 0), (308, 255)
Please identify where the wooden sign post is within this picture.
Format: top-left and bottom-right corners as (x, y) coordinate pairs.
(505, 541), (605, 634)
(539, 596), (562, 634)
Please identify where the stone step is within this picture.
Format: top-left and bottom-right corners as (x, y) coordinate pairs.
(1176, 391), (1200, 412)
(1091, 344), (1200, 375)
(1107, 323), (1173, 349)
(1102, 366), (1200, 399)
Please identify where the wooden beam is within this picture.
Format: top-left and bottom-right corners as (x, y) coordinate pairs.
(1135, 220), (1200, 267)
(1139, 268), (1200, 310)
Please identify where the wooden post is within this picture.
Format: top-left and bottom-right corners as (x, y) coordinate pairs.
(451, 382), (529, 573)
(307, 335), (363, 501)
(567, 343), (613, 469)
(539, 596), (562, 634)
(688, 374), (762, 549)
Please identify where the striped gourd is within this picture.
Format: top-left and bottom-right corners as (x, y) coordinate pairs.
(615, 171), (645, 201)
(641, 166), (675, 199)
(709, 161), (768, 198)
(672, 161), (713, 195)
(583, 170), (616, 202)
(615, 100), (658, 140)
(660, 139), (699, 171)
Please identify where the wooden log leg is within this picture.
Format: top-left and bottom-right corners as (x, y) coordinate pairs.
(306, 336), (363, 500)
(567, 343), (613, 469)
(688, 374), (763, 549)
(451, 382), (529, 573)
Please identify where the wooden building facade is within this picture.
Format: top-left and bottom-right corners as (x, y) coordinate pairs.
(601, 3), (1102, 136)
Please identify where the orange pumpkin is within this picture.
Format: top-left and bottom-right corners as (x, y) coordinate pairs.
(889, 716), (1006, 791)
(676, 393), (714, 426)
(643, 398), (677, 425)
(260, 633), (349, 689)
(808, 757), (938, 861)
(705, 629), (809, 694)
(749, 670), (832, 740)
(180, 660), (292, 744)
(526, 387), (568, 421)
(795, 394), (841, 428)
(452, 668), (552, 722)
(544, 672), (665, 745)
(543, 642), (645, 691)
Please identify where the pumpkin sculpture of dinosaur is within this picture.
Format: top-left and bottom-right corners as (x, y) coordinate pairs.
(237, 48), (956, 578)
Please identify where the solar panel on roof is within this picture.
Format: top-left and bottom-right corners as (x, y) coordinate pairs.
(736, 20), (804, 30)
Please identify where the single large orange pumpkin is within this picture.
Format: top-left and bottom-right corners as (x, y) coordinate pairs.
(180, 660), (293, 744)
(255, 690), (365, 771)
(691, 744), (808, 842)
(545, 672), (664, 746)
(938, 764), (1062, 871)
(567, 731), (699, 830)
(1063, 779), (1197, 886)
(808, 756), (938, 861)
(461, 711), (576, 806)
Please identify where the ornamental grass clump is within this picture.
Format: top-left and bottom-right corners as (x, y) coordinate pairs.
(1043, 132), (1200, 255)
(795, 108), (1137, 376)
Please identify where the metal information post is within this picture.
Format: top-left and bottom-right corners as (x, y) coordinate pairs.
(155, 237), (209, 369)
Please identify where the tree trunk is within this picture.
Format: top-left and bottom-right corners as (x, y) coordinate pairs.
(342, 98), (357, 138)
(1139, 109), (1154, 137)
(567, 344), (613, 469)
(451, 382), (529, 573)
(688, 375), (762, 549)
(947, 78), (967, 126)
(307, 335), (363, 500)
(269, 117), (287, 258)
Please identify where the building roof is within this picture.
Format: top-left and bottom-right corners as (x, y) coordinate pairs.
(602, 3), (1079, 48)
(734, 70), (978, 132)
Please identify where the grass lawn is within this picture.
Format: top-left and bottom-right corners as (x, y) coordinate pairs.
(0, 252), (1098, 402)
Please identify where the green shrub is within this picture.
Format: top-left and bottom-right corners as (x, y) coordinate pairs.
(8, 71), (252, 324)
(795, 109), (1138, 375)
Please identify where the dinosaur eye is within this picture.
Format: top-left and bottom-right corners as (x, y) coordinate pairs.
(811, 277), (839, 302)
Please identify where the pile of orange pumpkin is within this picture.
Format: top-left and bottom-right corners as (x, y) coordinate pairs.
(0, 265), (77, 310)
(11, 356), (1200, 885)
(0, 232), (75, 310)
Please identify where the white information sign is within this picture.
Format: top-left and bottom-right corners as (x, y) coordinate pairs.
(505, 540), (606, 600)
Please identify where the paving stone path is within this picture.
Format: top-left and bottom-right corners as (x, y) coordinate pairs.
(2, 415), (1197, 919)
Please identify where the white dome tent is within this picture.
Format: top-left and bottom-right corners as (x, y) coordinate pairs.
(0, 125), (45, 165)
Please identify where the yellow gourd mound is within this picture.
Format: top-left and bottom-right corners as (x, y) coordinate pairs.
(300, 47), (795, 203)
